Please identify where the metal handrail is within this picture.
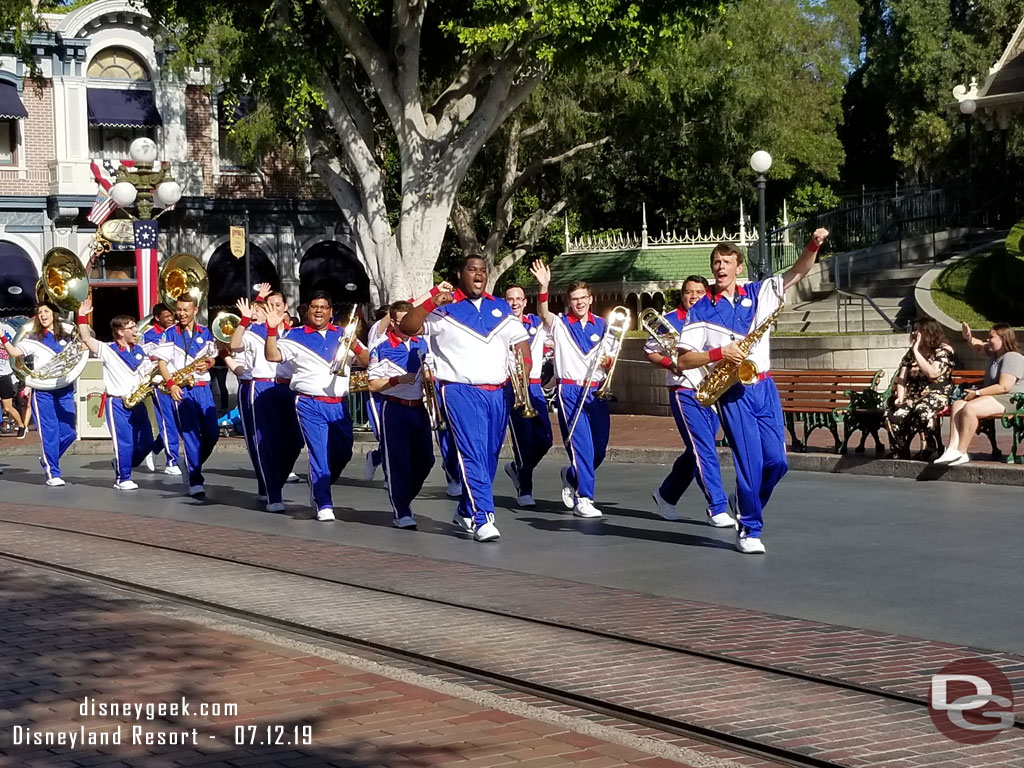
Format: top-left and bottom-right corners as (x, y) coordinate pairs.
(835, 288), (904, 334)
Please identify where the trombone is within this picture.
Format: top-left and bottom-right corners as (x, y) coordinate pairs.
(638, 308), (679, 358)
(419, 351), (446, 431)
(509, 345), (538, 418)
(564, 305), (630, 443)
(329, 305), (359, 376)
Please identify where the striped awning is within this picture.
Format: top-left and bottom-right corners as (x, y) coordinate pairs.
(87, 88), (162, 128)
(0, 81), (28, 120)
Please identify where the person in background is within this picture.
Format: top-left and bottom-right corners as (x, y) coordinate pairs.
(884, 318), (954, 460)
(934, 322), (1024, 466)
(141, 302), (181, 474)
(0, 316), (27, 439)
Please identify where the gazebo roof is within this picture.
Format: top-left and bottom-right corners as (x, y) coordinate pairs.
(548, 245), (714, 288)
(952, 16), (1024, 125)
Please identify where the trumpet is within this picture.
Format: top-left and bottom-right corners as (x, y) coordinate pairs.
(329, 305), (359, 376)
(565, 305), (630, 443)
(510, 345), (538, 418)
(212, 311), (241, 344)
(419, 352), (446, 431)
(639, 308), (678, 358)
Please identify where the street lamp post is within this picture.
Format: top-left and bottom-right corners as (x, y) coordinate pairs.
(108, 137), (182, 219)
(750, 150), (773, 279)
(959, 99), (976, 233)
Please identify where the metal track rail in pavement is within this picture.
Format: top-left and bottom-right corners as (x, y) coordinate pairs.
(1, 516), (1017, 730)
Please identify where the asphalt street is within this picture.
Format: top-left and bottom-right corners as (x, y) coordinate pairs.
(1, 450), (1022, 655)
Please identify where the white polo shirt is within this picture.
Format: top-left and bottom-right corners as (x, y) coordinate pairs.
(551, 312), (618, 384)
(152, 324), (217, 384)
(275, 324), (351, 398)
(97, 342), (151, 398)
(241, 324), (293, 381)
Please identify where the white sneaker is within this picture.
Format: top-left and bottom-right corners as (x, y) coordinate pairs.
(285, 472), (301, 483)
(707, 508), (737, 528)
(446, 480), (463, 498)
(517, 494), (536, 507)
(737, 534), (766, 554)
(393, 516), (417, 529)
(573, 498), (603, 518)
(933, 448), (964, 465)
(560, 466), (575, 509)
(451, 513), (476, 533)
(947, 453), (971, 467)
(114, 480), (139, 491)
(652, 490), (679, 521)
(266, 502), (286, 513)
(188, 484), (206, 497)
(45, 477), (66, 487)
(316, 507), (336, 522)
(474, 521), (501, 542)
(164, 464), (182, 476)
(257, 494), (269, 502)
(143, 453), (155, 472)
(503, 462), (520, 494)
(363, 451), (378, 481)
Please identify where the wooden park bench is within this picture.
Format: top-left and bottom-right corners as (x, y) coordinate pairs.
(773, 369), (887, 454)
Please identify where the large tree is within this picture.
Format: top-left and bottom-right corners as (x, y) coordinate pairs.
(142, 0), (722, 302)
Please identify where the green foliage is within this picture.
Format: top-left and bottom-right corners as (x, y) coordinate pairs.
(932, 249), (1024, 328)
(1006, 217), (1024, 258)
(789, 182), (842, 220)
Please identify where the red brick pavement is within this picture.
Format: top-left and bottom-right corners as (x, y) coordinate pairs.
(0, 565), (716, 768)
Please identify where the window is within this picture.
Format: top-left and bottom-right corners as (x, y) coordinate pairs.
(0, 119), (16, 165)
(87, 47), (150, 81)
(217, 123), (245, 171)
(88, 126), (156, 161)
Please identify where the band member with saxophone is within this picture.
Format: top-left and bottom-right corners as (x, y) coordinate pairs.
(264, 292), (370, 521)
(645, 277), (733, 526)
(503, 284), (553, 507)
(367, 301), (434, 529)
(1, 302), (78, 486)
(152, 294), (219, 498)
(530, 261), (620, 518)
(677, 230), (829, 554)
(141, 303), (181, 475)
(75, 299), (162, 490)
(400, 256), (530, 542)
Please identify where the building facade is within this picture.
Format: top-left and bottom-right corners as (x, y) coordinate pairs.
(0, 0), (372, 338)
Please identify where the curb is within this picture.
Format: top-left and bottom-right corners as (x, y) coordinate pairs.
(4, 437), (1020, 487)
(915, 237), (1007, 332)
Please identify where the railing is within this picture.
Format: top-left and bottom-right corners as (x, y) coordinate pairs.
(834, 289), (905, 334)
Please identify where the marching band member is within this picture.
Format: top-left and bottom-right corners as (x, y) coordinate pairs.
(645, 277), (733, 526)
(530, 262), (620, 518)
(232, 293), (303, 513)
(503, 284), (553, 507)
(141, 303), (181, 475)
(1, 302), (78, 486)
(362, 306), (390, 482)
(152, 294), (219, 498)
(76, 299), (162, 490)
(264, 292), (370, 521)
(0, 316), (27, 440)
(367, 301), (434, 528)
(400, 256), (529, 542)
(677, 230), (829, 554)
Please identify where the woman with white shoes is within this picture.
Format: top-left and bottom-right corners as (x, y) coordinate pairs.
(935, 322), (1024, 467)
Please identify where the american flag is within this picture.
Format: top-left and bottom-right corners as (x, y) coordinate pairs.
(87, 161), (116, 225)
(133, 219), (160, 319)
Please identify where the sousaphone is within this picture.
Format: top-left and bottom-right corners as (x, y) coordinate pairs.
(11, 248), (91, 390)
(159, 253), (208, 308)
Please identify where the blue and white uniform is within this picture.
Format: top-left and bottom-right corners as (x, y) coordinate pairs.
(275, 323), (355, 514)
(423, 290), (528, 528)
(142, 326), (179, 470)
(96, 341), (162, 483)
(507, 313), (552, 497)
(152, 324), (219, 489)
(645, 307), (727, 514)
(677, 277), (788, 539)
(239, 322), (303, 506)
(16, 332), (77, 481)
(364, 318), (388, 474)
(368, 331), (434, 522)
(232, 330), (263, 499)
(551, 312), (619, 503)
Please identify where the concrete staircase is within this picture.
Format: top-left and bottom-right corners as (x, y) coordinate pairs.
(776, 296), (908, 335)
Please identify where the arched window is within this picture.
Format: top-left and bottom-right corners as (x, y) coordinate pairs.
(87, 47), (150, 81)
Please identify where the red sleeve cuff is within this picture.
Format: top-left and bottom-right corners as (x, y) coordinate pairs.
(522, 356), (533, 369)
(422, 298), (437, 314)
(352, 341), (366, 356)
(77, 315), (88, 325)
(805, 241), (820, 253)
(429, 285), (441, 297)
(239, 316), (251, 328)
(1, 334), (9, 344)
(538, 291), (549, 303)
(266, 325), (278, 337)
(708, 347), (724, 363)
(660, 356), (674, 369)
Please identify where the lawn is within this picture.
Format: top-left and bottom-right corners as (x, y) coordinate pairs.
(931, 248), (1024, 329)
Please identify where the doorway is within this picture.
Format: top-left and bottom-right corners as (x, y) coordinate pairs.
(89, 284), (139, 342)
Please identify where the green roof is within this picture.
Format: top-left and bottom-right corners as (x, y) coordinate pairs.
(548, 246), (716, 286)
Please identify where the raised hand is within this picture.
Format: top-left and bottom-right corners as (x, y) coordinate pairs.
(255, 282), (272, 299)
(434, 284), (455, 306)
(79, 298), (93, 316)
(961, 321), (972, 342)
(265, 308), (285, 329)
(529, 259), (551, 289)
(811, 228), (829, 246)
(437, 281), (454, 294)
(236, 297), (253, 318)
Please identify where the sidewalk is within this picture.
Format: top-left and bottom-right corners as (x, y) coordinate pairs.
(0, 562), (708, 768)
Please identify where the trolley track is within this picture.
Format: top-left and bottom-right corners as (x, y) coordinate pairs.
(0, 518), (1015, 768)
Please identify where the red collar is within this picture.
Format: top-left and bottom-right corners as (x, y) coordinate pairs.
(452, 288), (494, 303)
(116, 343), (131, 352)
(676, 306), (687, 322)
(177, 323), (203, 334)
(710, 283), (746, 304)
(304, 323), (338, 334)
(387, 329), (418, 347)
(567, 312), (595, 325)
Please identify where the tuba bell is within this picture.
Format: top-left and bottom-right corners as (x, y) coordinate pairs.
(10, 248), (91, 391)
(211, 311), (241, 344)
(159, 253), (207, 308)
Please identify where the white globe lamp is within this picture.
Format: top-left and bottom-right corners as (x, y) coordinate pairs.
(129, 137), (159, 164)
(154, 180), (182, 208)
(959, 99), (977, 116)
(750, 150), (773, 174)
(110, 181), (138, 208)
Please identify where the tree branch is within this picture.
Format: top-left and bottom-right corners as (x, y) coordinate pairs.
(496, 135), (610, 216)
(428, 55), (493, 139)
(393, 0), (428, 139)
(450, 200), (483, 255)
(489, 199), (567, 286)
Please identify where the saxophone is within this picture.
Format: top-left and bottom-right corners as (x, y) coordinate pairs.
(165, 353), (215, 390)
(122, 359), (162, 409)
(695, 289), (785, 407)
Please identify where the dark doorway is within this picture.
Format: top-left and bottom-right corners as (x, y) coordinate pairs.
(0, 241), (38, 318)
(90, 284), (139, 342)
(299, 241), (370, 314)
(207, 241), (280, 312)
